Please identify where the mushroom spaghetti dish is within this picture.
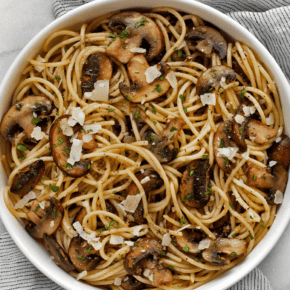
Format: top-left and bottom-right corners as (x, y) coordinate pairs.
(1, 7), (289, 290)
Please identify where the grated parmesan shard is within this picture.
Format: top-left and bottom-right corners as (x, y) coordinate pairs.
(14, 191), (36, 209)
(130, 47), (146, 53)
(198, 239), (211, 250)
(83, 123), (102, 134)
(67, 139), (83, 165)
(217, 147), (239, 160)
(200, 93), (216, 106)
(31, 126), (44, 141)
(162, 233), (171, 246)
(121, 194), (142, 213)
(234, 115), (245, 124)
(84, 80), (110, 102)
(165, 71), (177, 88)
(60, 118), (73, 136)
(145, 65), (162, 83)
(274, 190), (283, 204)
(110, 235), (124, 245)
(34, 55), (46, 72)
(114, 277), (122, 286)
(68, 107), (85, 126)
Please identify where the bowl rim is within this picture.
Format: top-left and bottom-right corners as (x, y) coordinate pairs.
(1, 1), (290, 290)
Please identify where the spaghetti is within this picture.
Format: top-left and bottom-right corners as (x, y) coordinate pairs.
(1, 7), (288, 290)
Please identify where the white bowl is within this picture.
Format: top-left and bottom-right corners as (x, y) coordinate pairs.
(1, 1), (290, 289)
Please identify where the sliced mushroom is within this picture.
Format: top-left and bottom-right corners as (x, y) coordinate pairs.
(106, 12), (164, 63)
(124, 237), (172, 286)
(0, 96), (52, 141)
(185, 26), (227, 59)
(167, 211), (205, 254)
(126, 172), (163, 224)
(231, 102), (249, 152)
(246, 119), (277, 145)
(121, 276), (145, 290)
(213, 120), (233, 174)
(202, 238), (247, 265)
(143, 118), (185, 163)
(143, 259), (173, 287)
(50, 115), (91, 177)
(268, 135), (290, 169)
(68, 236), (102, 272)
(196, 65), (236, 96)
(119, 55), (171, 103)
(81, 52), (112, 92)
(10, 160), (45, 195)
(246, 161), (274, 189)
(43, 234), (75, 273)
(26, 198), (63, 239)
(180, 159), (211, 208)
(212, 212), (231, 238)
(268, 162), (288, 205)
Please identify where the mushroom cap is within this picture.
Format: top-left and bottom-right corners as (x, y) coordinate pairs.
(202, 238), (247, 265)
(81, 52), (112, 92)
(10, 160), (45, 195)
(49, 115), (91, 177)
(106, 11), (164, 63)
(143, 118), (185, 163)
(180, 159), (211, 208)
(121, 276), (145, 290)
(213, 120), (233, 174)
(196, 65), (236, 96)
(26, 198), (64, 239)
(43, 234), (75, 273)
(268, 162), (288, 205)
(119, 54), (171, 103)
(124, 237), (163, 275)
(0, 96), (52, 141)
(268, 134), (290, 169)
(185, 26), (228, 59)
(68, 235), (101, 272)
(126, 172), (163, 224)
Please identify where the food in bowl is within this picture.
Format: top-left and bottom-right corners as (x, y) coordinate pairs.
(1, 7), (289, 289)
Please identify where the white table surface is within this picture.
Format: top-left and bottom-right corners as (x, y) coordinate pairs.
(0, 1), (290, 289)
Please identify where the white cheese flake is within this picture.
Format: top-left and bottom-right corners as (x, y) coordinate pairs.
(132, 225), (143, 236)
(234, 115), (245, 124)
(83, 123), (102, 134)
(68, 139), (83, 165)
(34, 55), (46, 72)
(14, 191), (36, 209)
(275, 136), (282, 143)
(84, 80), (110, 102)
(269, 161), (277, 167)
(143, 269), (151, 278)
(243, 105), (256, 117)
(114, 277), (122, 286)
(198, 239), (211, 250)
(149, 274), (154, 282)
(266, 113), (274, 125)
(110, 235), (124, 245)
(274, 190), (283, 204)
(60, 119), (73, 136)
(162, 233), (171, 246)
(130, 47), (146, 53)
(249, 136), (256, 142)
(140, 176), (150, 184)
(241, 151), (249, 160)
(121, 194), (142, 213)
(246, 211), (261, 222)
(31, 126), (43, 141)
(165, 71), (177, 89)
(73, 221), (101, 250)
(83, 134), (93, 143)
(124, 241), (134, 246)
(217, 147), (239, 160)
(50, 221), (55, 227)
(68, 107), (85, 126)
(39, 201), (46, 209)
(220, 76), (227, 87)
(200, 93), (216, 106)
(145, 65), (162, 83)
(77, 270), (88, 281)
(177, 224), (191, 232)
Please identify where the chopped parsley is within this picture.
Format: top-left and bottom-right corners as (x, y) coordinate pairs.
(153, 84), (162, 92)
(189, 169), (194, 176)
(183, 107), (187, 113)
(202, 155), (209, 159)
(31, 117), (42, 125)
(230, 203), (235, 211)
(135, 17), (148, 28)
(170, 126), (177, 132)
(63, 163), (72, 169)
(219, 138), (225, 148)
(17, 144), (27, 151)
(170, 134), (175, 141)
(160, 252), (166, 256)
(87, 247), (92, 254)
(57, 137), (64, 145)
(34, 205), (40, 212)
(182, 246), (189, 252)
(105, 220), (116, 230)
(249, 231), (254, 240)
(63, 148), (70, 154)
(118, 30), (130, 41)
(19, 155), (26, 161)
(224, 157), (229, 165)
(253, 175), (257, 181)
(231, 252), (237, 257)
(240, 89), (247, 98)
(150, 104), (156, 114)
(261, 221), (265, 228)
(77, 255), (84, 260)
(108, 109), (114, 112)
(125, 95), (130, 100)
(55, 76), (60, 83)
(168, 265), (175, 271)
(49, 184), (59, 192)
(180, 218), (185, 226)
(87, 163), (91, 169)
(177, 50), (183, 58)
(239, 129), (243, 135)
(134, 110), (141, 119)
(179, 94), (184, 102)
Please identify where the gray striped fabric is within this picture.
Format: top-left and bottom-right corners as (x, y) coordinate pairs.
(3, 0), (290, 289)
